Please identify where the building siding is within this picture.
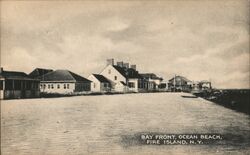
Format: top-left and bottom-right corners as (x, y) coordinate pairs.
(40, 82), (75, 94)
(88, 75), (101, 92)
(128, 78), (139, 92)
(40, 82), (90, 94)
(100, 65), (126, 91)
(88, 75), (111, 92)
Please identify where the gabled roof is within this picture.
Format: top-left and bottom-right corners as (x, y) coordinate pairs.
(169, 75), (191, 82)
(39, 70), (91, 82)
(92, 74), (110, 83)
(29, 68), (53, 78)
(112, 65), (142, 79)
(0, 70), (37, 81)
(140, 73), (163, 80)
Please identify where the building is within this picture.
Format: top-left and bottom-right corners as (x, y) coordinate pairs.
(168, 75), (192, 92)
(88, 74), (111, 92)
(191, 80), (212, 94)
(199, 80), (212, 90)
(100, 59), (143, 92)
(140, 73), (163, 91)
(29, 68), (53, 79)
(0, 68), (40, 99)
(39, 70), (91, 94)
(158, 80), (169, 91)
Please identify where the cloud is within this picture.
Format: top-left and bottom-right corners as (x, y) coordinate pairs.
(1, 47), (38, 72)
(1, 0), (249, 88)
(101, 17), (130, 32)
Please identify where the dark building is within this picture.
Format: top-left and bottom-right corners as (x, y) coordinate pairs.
(0, 68), (40, 99)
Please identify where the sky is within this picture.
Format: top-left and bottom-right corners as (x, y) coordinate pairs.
(1, 0), (249, 89)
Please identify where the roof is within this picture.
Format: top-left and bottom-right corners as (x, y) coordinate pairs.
(112, 65), (142, 79)
(39, 70), (91, 82)
(0, 70), (38, 81)
(169, 75), (191, 82)
(92, 74), (110, 83)
(29, 68), (53, 78)
(120, 81), (126, 85)
(140, 73), (163, 80)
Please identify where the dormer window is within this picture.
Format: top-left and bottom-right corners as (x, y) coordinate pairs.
(108, 69), (111, 74)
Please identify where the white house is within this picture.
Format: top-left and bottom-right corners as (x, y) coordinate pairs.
(168, 75), (192, 92)
(88, 74), (111, 93)
(140, 73), (163, 91)
(100, 59), (143, 92)
(191, 80), (212, 94)
(158, 80), (169, 91)
(39, 70), (91, 94)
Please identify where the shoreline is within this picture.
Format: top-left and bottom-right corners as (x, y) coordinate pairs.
(194, 89), (250, 115)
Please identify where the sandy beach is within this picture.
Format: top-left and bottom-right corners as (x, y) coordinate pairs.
(1, 93), (250, 155)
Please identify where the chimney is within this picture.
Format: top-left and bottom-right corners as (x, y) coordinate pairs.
(117, 61), (124, 67)
(0, 67), (3, 74)
(123, 62), (129, 69)
(106, 58), (114, 66)
(130, 64), (136, 70)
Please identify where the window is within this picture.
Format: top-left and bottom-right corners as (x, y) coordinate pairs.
(57, 84), (60, 89)
(159, 83), (167, 89)
(104, 83), (109, 87)
(128, 82), (135, 88)
(67, 84), (69, 89)
(108, 69), (111, 74)
(114, 76), (117, 80)
(48, 84), (50, 89)
(26, 82), (31, 89)
(34, 82), (37, 89)
(44, 84), (46, 89)
(0, 80), (3, 90)
(93, 83), (96, 88)
(51, 84), (54, 89)
(64, 84), (66, 89)
(5, 80), (13, 90)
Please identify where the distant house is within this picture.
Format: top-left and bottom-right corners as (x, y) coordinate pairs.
(140, 73), (163, 91)
(39, 70), (91, 94)
(191, 80), (212, 94)
(88, 74), (111, 92)
(29, 68), (53, 79)
(168, 75), (192, 92)
(158, 80), (169, 91)
(0, 68), (40, 99)
(100, 59), (144, 92)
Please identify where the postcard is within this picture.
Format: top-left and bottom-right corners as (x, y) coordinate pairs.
(1, 0), (249, 154)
